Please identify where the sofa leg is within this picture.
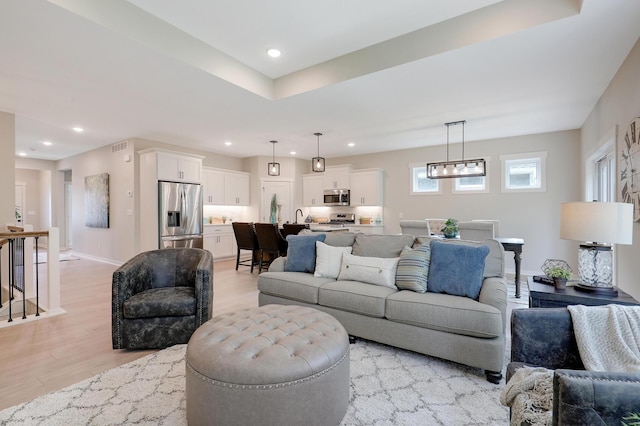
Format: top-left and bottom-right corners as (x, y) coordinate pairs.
(485, 370), (502, 384)
(348, 335), (357, 344)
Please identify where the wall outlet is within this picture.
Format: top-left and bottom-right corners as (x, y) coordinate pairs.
(399, 212), (403, 219)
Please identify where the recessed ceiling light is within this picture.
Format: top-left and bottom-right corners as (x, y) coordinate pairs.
(42, 141), (52, 146)
(224, 141), (232, 146)
(266, 48), (281, 58)
(72, 127), (84, 132)
(348, 142), (355, 147)
(18, 152), (27, 156)
(290, 151), (296, 155)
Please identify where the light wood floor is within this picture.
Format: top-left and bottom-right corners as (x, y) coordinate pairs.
(0, 256), (259, 410)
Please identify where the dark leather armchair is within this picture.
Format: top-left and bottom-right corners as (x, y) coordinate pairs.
(508, 308), (640, 425)
(232, 222), (259, 273)
(112, 248), (213, 349)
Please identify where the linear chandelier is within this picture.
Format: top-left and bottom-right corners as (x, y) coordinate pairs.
(268, 140), (280, 176)
(426, 120), (486, 179)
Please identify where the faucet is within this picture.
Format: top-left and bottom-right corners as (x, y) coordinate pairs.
(295, 209), (303, 224)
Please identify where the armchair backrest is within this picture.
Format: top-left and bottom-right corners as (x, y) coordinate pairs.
(120, 248), (211, 289)
(459, 221), (495, 241)
(399, 220), (431, 237)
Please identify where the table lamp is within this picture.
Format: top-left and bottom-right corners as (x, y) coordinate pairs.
(559, 202), (633, 295)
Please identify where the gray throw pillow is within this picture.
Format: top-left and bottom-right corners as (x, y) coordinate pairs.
(352, 233), (416, 258)
(395, 245), (430, 293)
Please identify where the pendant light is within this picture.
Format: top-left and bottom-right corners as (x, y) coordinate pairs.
(312, 132), (325, 172)
(268, 140), (280, 176)
(426, 120), (486, 179)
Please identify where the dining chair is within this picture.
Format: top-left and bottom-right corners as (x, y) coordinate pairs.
(281, 223), (309, 239)
(399, 220), (431, 237)
(254, 223), (288, 273)
(458, 221), (495, 241)
(231, 222), (260, 273)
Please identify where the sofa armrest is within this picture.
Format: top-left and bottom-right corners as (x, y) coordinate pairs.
(478, 277), (507, 331)
(269, 256), (286, 272)
(553, 369), (640, 425)
(510, 308), (584, 370)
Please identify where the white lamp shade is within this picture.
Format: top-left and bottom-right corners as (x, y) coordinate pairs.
(560, 202), (633, 245)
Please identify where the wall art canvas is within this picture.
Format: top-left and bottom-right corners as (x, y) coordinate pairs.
(85, 173), (110, 228)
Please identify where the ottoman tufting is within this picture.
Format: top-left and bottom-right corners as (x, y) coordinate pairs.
(185, 304), (350, 426)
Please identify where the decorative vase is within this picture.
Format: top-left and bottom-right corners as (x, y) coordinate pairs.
(443, 230), (458, 239)
(553, 278), (567, 291)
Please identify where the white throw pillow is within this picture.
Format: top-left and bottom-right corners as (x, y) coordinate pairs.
(337, 252), (400, 289)
(314, 241), (352, 279)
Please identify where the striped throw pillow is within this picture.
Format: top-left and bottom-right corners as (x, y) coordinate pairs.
(395, 244), (430, 293)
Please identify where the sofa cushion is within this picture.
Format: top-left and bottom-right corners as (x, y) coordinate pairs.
(314, 241), (352, 279)
(299, 230), (357, 247)
(395, 245), (430, 293)
(352, 233), (415, 258)
(415, 236), (504, 278)
(284, 234), (326, 273)
(427, 240), (489, 300)
(257, 271), (335, 304)
(319, 280), (396, 318)
(385, 290), (503, 338)
(123, 287), (195, 319)
(337, 252), (399, 289)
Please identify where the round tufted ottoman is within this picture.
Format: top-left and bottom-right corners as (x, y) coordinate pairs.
(185, 304), (350, 426)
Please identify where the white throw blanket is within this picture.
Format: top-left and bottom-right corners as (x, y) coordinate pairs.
(568, 304), (640, 372)
(501, 304), (640, 425)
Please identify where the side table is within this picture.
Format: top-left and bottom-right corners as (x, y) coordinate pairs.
(528, 277), (640, 308)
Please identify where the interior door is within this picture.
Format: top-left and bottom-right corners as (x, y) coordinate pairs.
(15, 182), (26, 225)
(261, 180), (292, 223)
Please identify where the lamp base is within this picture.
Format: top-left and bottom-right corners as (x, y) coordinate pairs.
(574, 283), (618, 297)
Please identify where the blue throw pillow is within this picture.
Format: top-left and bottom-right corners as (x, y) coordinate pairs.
(284, 234), (326, 273)
(426, 240), (489, 299)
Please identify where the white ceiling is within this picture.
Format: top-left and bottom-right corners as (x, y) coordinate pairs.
(2, 0), (639, 162)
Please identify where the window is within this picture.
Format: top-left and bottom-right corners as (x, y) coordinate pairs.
(500, 152), (547, 192)
(452, 158), (490, 193)
(410, 163), (440, 195)
(595, 152), (614, 202)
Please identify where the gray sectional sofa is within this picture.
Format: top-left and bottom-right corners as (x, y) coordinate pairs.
(257, 232), (508, 383)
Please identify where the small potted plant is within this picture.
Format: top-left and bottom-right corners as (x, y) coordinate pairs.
(441, 218), (459, 239)
(548, 265), (572, 290)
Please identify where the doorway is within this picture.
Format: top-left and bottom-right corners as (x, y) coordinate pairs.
(64, 181), (73, 249)
(260, 180), (293, 224)
(15, 182), (26, 225)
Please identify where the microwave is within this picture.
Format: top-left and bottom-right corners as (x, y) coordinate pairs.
(324, 189), (350, 206)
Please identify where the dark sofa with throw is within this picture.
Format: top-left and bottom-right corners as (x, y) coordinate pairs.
(112, 248), (214, 349)
(508, 308), (640, 425)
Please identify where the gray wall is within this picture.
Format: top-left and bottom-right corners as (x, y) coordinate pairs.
(581, 37), (640, 299)
(329, 130), (581, 275)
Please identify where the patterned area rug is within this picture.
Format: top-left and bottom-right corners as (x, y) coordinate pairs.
(0, 341), (509, 425)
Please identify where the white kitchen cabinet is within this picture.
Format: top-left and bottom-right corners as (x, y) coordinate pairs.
(225, 171), (250, 205)
(323, 165), (352, 189)
(155, 150), (202, 183)
(350, 169), (384, 206)
(203, 225), (236, 260)
(202, 168), (226, 205)
(202, 168), (250, 206)
(303, 174), (324, 206)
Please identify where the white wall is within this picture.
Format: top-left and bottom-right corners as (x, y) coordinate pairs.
(0, 112), (15, 228)
(330, 130), (581, 275)
(581, 38), (640, 299)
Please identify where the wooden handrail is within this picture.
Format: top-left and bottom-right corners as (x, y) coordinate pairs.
(0, 230), (50, 239)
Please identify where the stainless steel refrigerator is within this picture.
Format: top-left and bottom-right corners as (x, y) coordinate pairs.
(158, 181), (203, 249)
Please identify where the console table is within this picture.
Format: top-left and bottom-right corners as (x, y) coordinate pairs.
(528, 277), (640, 308)
(496, 237), (524, 298)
